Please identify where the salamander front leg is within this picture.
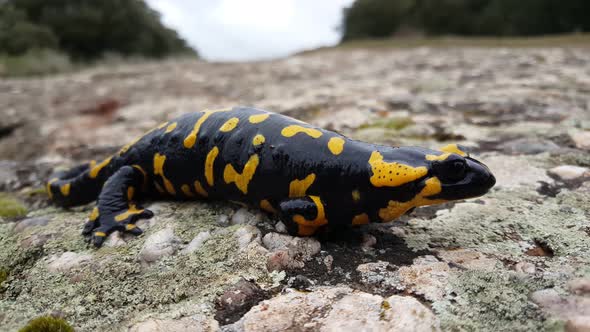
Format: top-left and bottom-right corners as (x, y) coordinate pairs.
(82, 166), (153, 247)
(278, 196), (328, 237)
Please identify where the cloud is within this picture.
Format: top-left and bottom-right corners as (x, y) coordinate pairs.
(146, 0), (354, 61)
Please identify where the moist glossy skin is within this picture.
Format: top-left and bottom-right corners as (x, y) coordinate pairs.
(47, 106), (496, 247)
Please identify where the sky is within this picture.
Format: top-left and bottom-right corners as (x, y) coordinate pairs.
(145, 0), (355, 62)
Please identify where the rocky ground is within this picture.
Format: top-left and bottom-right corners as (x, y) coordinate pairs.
(0, 45), (589, 331)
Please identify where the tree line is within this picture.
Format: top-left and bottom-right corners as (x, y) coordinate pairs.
(342, 0), (590, 41)
(0, 0), (195, 59)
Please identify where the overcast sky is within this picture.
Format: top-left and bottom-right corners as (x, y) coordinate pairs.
(145, 0), (354, 62)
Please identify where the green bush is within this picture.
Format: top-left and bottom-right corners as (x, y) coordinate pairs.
(19, 316), (74, 332)
(0, 0), (195, 59)
(341, 0), (590, 41)
(0, 49), (72, 77)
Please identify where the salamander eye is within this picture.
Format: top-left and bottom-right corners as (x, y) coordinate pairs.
(436, 159), (467, 182)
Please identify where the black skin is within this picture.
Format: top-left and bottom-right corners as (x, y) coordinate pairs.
(47, 106), (496, 247)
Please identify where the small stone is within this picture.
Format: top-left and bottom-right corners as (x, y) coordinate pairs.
(214, 279), (268, 325)
(235, 225), (262, 252)
(568, 278), (590, 295)
(287, 275), (313, 291)
(262, 233), (321, 271)
(398, 255), (451, 301)
(514, 262), (536, 274)
(499, 138), (560, 155)
(230, 208), (259, 225)
(181, 231), (211, 254)
(228, 286), (440, 332)
(382, 295), (441, 332)
(129, 315), (219, 332)
(262, 232), (321, 258)
(571, 131), (590, 150)
(139, 227), (181, 263)
(274, 221), (287, 233)
(530, 288), (563, 308)
(20, 234), (51, 248)
(217, 214), (229, 226)
(361, 234), (377, 248)
(548, 165), (590, 181)
(323, 255), (334, 272)
(103, 231), (127, 247)
(566, 316), (590, 332)
(47, 252), (93, 273)
(14, 217), (50, 232)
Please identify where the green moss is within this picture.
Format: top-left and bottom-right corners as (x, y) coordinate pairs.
(0, 192), (27, 218)
(360, 116), (414, 131)
(0, 268), (8, 285)
(18, 316), (74, 332)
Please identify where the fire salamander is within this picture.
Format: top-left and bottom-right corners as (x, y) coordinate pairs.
(47, 106), (496, 247)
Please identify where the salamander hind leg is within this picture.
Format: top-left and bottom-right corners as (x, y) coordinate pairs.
(83, 166), (153, 247)
(278, 196), (328, 237)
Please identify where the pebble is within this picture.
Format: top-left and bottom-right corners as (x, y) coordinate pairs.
(139, 228), (181, 263)
(514, 262), (537, 274)
(568, 278), (590, 295)
(262, 233), (321, 271)
(571, 131), (590, 150)
(230, 208), (260, 225)
(227, 286), (440, 332)
(274, 221), (287, 233)
(234, 225), (262, 252)
(214, 279), (268, 325)
(14, 217), (50, 233)
(499, 138), (560, 155)
(181, 231), (211, 254)
(361, 234), (377, 248)
(548, 165), (590, 181)
(47, 252), (93, 273)
(128, 315), (219, 332)
(103, 231), (127, 247)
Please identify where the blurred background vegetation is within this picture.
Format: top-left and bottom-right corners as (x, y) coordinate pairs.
(1, 0), (589, 76)
(342, 0), (590, 41)
(0, 0), (195, 76)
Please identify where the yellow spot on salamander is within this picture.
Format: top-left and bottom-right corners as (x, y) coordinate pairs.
(89, 157), (113, 179)
(223, 154), (260, 194)
(328, 137), (345, 155)
(252, 134), (265, 146)
(95, 232), (106, 237)
(378, 177), (446, 222)
(260, 199), (277, 214)
(293, 195), (328, 236)
(46, 178), (58, 199)
(205, 147), (220, 186)
(125, 224), (137, 230)
(164, 122), (177, 133)
(289, 173), (316, 197)
(184, 108), (231, 148)
(368, 151), (427, 187)
(220, 117), (239, 132)
(181, 184), (195, 197)
(127, 186), (135, 200)
(440, 144), (468, 156)
(426, 153), (452, 161)
(60, 183), (71, 196)
(194, 181), (208, 197)
(114, 204), (144, 222)
(132, 165), (148, 189)
(249, 113), (269, 124)
(281, 125), (323, 139)
(153, 153), (176, 195)
(89, 207), (99, 221)
(352, 213), (370, 225)
(352, 190), (361, 202)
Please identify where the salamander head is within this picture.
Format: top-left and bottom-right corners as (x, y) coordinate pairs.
(424, 144), (496, 200)
(367, 144), (495, 222)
